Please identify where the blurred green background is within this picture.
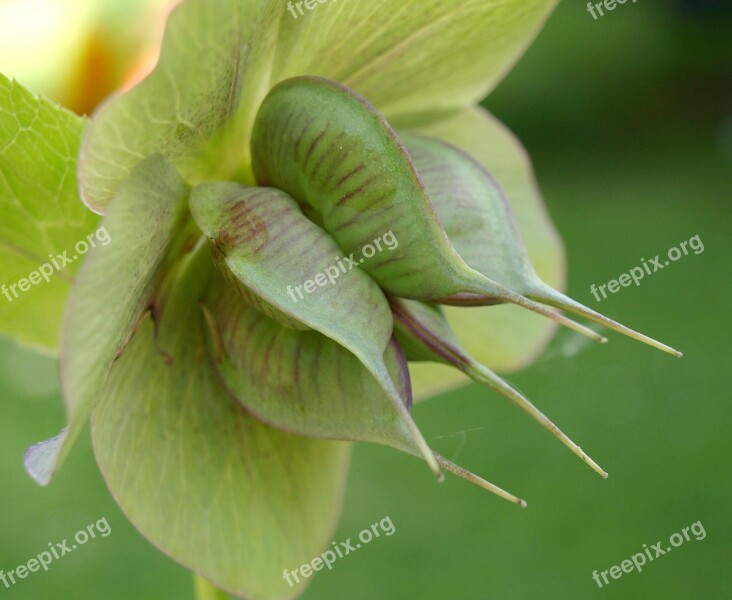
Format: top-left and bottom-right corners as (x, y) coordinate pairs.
(1, 1), (730, 598)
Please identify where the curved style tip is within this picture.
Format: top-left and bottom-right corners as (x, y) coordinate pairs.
(433, 452), (526, 508)
(527, 284), (682, 357)
(464, 362), (607, 478)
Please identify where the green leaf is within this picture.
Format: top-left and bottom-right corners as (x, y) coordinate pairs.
(202, 272), (422, 456)
(190, 183), (441, 477)
(0, 74), (98, 352)
(24, 155), (189, 486)
(78, 0), (273, 213)
(391, 297), (607, 478)
(402, 129), (681, 357)
(268, 0), (559, 120)
(91, 243), (352, 600)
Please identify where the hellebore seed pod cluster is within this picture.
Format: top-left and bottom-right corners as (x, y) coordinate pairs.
(8, 3), (682, 596)
(197, 75), (681, 485)
(0, 0), (680, 600)
(27, 75), (681, 500)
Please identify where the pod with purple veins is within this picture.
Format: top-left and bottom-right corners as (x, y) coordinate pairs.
(401, 131), (681, 357)
(191, 181), (441, 479)
(250, 76), (611, 343)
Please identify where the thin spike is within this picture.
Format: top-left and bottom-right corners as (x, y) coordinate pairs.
(505, 291), (609, 344)
(390, 296), (606, 478)
(443, 289), (608, 344)
(528, 284), (682, 357)
(434, 452), (526, 507)
(463, 362), (608, 478)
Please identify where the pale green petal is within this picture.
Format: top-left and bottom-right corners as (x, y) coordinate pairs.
(92, 245), (351, 600)
(79, 0), (272, 212)
(268, 0), (558, 120)
(80, 0), (558, 210)
(24, 155), (189, 485)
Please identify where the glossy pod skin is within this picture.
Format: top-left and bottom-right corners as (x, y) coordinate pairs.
(190, 183), (393, 370)
(251, 75), (497, 301)
(251, 76), (609, 344)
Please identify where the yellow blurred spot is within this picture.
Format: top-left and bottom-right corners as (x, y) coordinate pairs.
(0, 0), (175, 114)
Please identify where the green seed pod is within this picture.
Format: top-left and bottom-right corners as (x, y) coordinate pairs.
(401, 132), (681, 356)
(250, 75), (608, 342)
(190, 181), (441, 477)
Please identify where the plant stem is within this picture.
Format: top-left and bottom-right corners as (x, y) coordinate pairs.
(194, 574), (229, 600)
